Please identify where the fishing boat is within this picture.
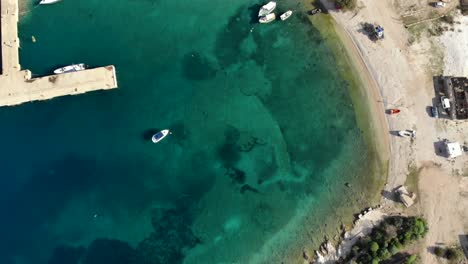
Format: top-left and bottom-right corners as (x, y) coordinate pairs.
(280, 10), (292, 21)
(398, 130), (416, 138)
(39, 0), (62, 5)
(53, 63), (86, 74)
(152, 129), (170, 143)
(259, 13), (276, 23)
(387, 108), (400, 114)
(258, 1), (276, 16)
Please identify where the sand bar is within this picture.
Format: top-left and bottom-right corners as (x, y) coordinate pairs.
(0, 0), (117, 107)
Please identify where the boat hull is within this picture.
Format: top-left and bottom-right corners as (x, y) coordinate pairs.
(54, 63), (86, 74)
(39, 0), (62, 4)
(259, 13), (276, 23)
(152, 129), (170, 143)
(258, 1), (276, 16)
(280, 11), (292, 21)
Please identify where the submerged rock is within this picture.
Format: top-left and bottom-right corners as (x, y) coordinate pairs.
(240, 184), (259, 194)
(137, 208), (200, 264)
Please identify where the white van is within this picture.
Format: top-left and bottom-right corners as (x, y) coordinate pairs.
(441, 96), (450, 109)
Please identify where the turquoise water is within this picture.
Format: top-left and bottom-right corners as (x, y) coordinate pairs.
(0, 0), (378, 263)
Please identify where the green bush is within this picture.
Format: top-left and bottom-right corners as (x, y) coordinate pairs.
(335, 0), (357, 10)
(370, 242), (379, 252)
(434, 246), (446, 257)
(377, 248), (391, 260)
(405, 254), (417, 264)
(445, 248), (461, 260)
(389, 244), (398, 254)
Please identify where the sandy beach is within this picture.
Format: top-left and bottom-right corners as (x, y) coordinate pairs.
(309, 0), (468, 262)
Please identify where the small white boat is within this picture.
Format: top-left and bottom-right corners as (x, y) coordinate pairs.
(53, 63), (86, 74)
(398, 130), (416, 138)
(280, 10), (292, 21)
(39, 0), (62, 5)
(259, 13), (276, 24)
(258, 1), (276, 17)
(152, 129), (170, 143)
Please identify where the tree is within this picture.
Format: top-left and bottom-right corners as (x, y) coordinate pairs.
(405, 255), (417, 264)
(370, 242), (380, 253)
(377, 248), (391, 260)
(413, 218), (427, 235)
(389, 244), (398, 255)
(371, 258), (380, 264)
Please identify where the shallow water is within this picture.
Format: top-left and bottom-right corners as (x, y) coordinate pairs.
(0, 0), (378, 263)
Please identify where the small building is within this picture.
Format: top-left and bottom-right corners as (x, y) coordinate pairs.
(442, 77), (468, 120)
(396, 186), (416, 208)
(445, 141), (463, 158)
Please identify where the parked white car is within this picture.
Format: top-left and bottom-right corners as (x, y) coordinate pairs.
(441, 96), (450, 110)
(434, 2), (446, 7)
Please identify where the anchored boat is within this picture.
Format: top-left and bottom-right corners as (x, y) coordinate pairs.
(53, 63), (86, 74)
(152, 129), (170, 143)
(39, 0), (62, 5)
(280, 10), (292, 21)
(258, 1), (276, 16)
(259, 13), (276, 23)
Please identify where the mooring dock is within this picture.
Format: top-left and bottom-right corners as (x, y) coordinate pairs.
(0, 0), (117, 107)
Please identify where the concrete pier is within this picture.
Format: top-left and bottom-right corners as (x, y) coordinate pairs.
(0, 0), (117, 107)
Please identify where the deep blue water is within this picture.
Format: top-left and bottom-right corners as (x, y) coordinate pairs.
(0, 0), (377, 263)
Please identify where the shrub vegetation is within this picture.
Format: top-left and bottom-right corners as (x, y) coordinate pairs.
(335, 0), (357, 10)
(433, 246), (463, 262)
(346, 216), (428, 264)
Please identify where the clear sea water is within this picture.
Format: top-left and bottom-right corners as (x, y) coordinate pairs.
(0, 0), (381, 263)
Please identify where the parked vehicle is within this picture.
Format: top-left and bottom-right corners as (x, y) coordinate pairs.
(441, 96), (450, 110)
(387, 109), (400, 114)
(398, 130), (416, 138)
(431, 106), (439, 118)
(433, 2), (446, 8)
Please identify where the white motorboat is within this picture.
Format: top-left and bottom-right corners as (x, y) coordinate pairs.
(53, 63), (86, 74)
(280, 10), (292, 21)
(39, 0), (62, 5)
(258, 1), (276, 17)
(259, 13), (276, 24)
(398, 130), (416, 138)
(152, 129), (170, 143)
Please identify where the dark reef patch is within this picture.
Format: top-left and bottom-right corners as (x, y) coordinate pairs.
(217, 126), (242, 166)
(137, 208), (200, 264)
(225, 166), (246, 184)
(83, 239), (142, 264)
(214, 6), (253, 67)
(182, 51), (217, 81)
(48, 245), (86, 264)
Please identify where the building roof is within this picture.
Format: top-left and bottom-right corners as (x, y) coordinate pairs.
(396, 186), (416, 207)
(400, 194), (415, 207)
(446, 142), (463, 158)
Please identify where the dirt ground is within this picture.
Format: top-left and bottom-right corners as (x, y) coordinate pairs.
(316, 0), (468, 262)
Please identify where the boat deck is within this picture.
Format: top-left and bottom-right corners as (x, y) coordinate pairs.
(0, 0), (118, 107)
